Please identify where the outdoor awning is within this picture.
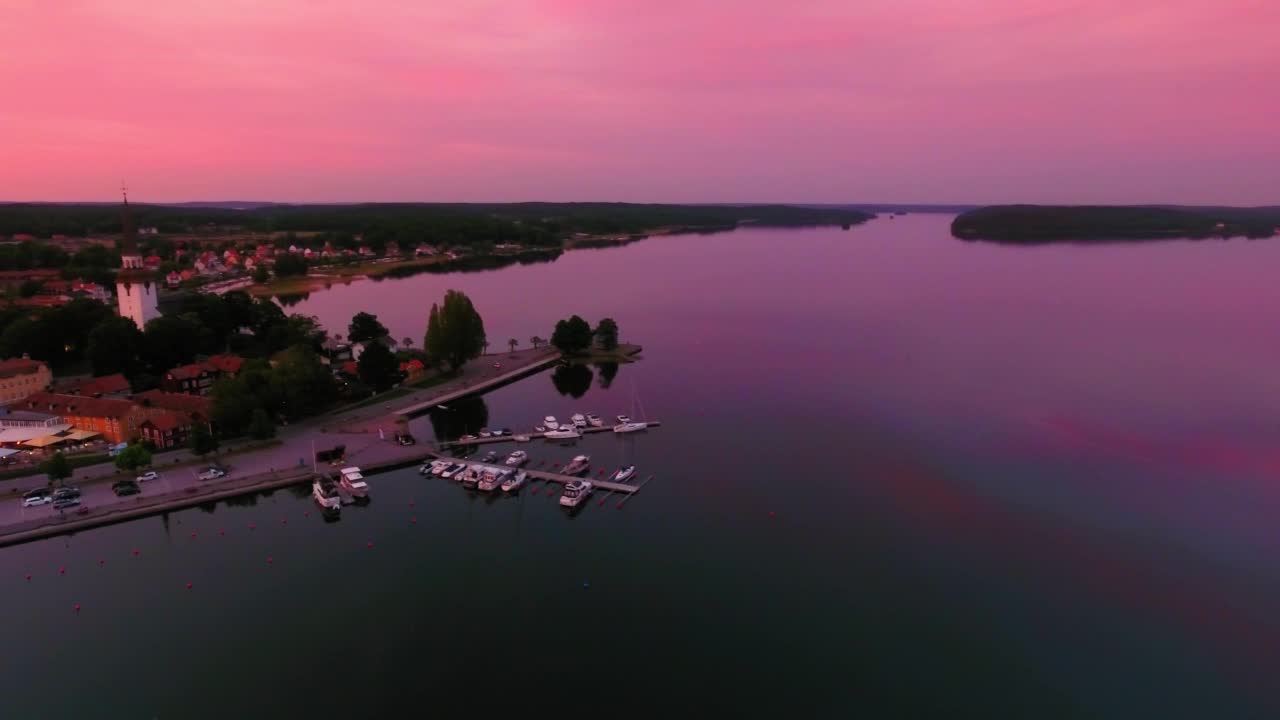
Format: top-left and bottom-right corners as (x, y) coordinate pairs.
(0, 448), (20, 458)
(21, 435), (66, 448)
(62, 429), (101, 441)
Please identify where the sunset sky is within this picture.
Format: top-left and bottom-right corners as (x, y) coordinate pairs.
(1, 0), (1276, 204)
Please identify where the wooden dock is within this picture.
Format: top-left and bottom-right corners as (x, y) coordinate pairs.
(442, 421), (662, 448)
(422, 452), (640, 493)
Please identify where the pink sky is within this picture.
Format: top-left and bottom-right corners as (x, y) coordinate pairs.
(1, 0), (1276, 204)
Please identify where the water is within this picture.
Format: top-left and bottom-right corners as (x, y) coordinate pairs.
(4, 215), (1279, 718)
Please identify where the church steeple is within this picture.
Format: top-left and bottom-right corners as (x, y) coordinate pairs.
(119, 185), (142, 266)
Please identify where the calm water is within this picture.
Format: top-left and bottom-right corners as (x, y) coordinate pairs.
(4, 215), (1280, 718)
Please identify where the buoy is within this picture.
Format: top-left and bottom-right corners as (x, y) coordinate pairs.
(616, 502), (623, 509)
(219, 530), (225, 536)
(132, 549), (139, 556)
(249, 523), (256, 530)
(409, 501), (414, 507)
(769, 511), (775, 517)
(190, 531), (197, 538)
(186, 582), (193, 589)
(367, 541), (374, 548)
(304, 511), (310, 517)
(266, 557), (273, 564)
(59, 567), (65, 575)
(24, 574), (31, 581)
(598, 499), (605, 506)
(411, 517), (417, 524)
(531, 488), (539, 495)
(98, 559), (104, 566)
(74, 604), (80, 612)
(280, 518), (288, 524)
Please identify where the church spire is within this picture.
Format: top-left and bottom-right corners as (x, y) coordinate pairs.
(119, 184), (139, 257)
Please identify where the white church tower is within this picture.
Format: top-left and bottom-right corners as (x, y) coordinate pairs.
(116, 189), (159, 330)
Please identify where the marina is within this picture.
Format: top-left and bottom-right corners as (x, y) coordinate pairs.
(420, 450), (643, 494)
(445, 420), (662, 447)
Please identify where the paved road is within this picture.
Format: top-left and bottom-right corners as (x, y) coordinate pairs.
(0, 348), (561, 531)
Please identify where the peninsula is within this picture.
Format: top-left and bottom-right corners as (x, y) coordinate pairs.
(951, 205), (1280, 243)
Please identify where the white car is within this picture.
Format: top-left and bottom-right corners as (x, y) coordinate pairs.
(136, 471), (159, 483)
(198, 468), (226, 481)
(22, 494), (52, 508)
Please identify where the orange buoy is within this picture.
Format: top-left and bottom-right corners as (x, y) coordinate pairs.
(132, 549), (139, 556)
(616, 502), (623, 509)
(219, 530), (225, 536)
(59, 567), (65, 575)
(769, 511), (775, 517)
(74, 604), (80, 612)
(280, 518), (288, 524)
(367, 541), (374, 548)
(190, 531), (197, 538)
(186, 582), (193, 589)
(98, 559), (104, 566)
(249, 523), (256, 530)
(266, 557), (273, 564)
(409, 501), (415, 507)
(411, 517), (417, 524)
(24, 574), (31, 580)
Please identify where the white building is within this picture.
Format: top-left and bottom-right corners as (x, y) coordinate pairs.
(115, 192), (160, 331)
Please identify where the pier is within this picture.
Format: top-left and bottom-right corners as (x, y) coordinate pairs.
(442, 421), (662, 448)
(393, 351), (560, 417)
(422, 451), (640, 493)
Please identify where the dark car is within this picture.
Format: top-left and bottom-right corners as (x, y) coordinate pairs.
(53, 497), (81, 510)
(52, 487), (81, 501)
(396, 433), (416, 446)
(112, 481), (141, 497)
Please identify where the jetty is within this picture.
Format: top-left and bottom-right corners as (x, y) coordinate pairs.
(442, 421), (662, 448)
(394, 351), (560, 417)
(422, 452), (640, 493)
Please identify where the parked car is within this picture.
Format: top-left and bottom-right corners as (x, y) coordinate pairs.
(136, 471), (159, 483)
(22, 489), (53, 508)
(52, 487), (81, 501)
(493, 362), (502, 369)
(53, 497), (81, 510)
(112, 480), (141, 497)
(197, 468), (226, 481)
(396, 433), (416, 446)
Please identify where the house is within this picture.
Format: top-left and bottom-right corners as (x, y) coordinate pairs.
(52, 373), (131, 398)
(385, 241), (400, 257)
(14, 392), (139, 443)
(144, 255), (162, 269)
(162, 354), (245, 395)
(0, 357), (52, 405)
(70, 280), (110, 302)
(414, 244), (439, 256)
(166, 271), (183, 288)
(358, 246), (374, 257)
(340, 360), (358, 377)
(131, 389), (212, 422)
(399, 359), (425, 379)
(139, 410), (194, 449)
(255, 245), (275, 260)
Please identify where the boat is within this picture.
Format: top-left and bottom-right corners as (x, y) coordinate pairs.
(610, 465), (637, 483)
(613, 421), (648, 433)
(534, 425), (546, 433)
(544, 416), (558, 429)
(544, 428), (581, 440)
(571, 413), (587, 428)
(421, 459), (447, 475)
(477, 468), (508, 492)
(563, 455), (590, 475)
(481, 450), (499, 463)
(460, 465), (482, 489)
(479, 428), (492, 437)
(514, 434), (531, 443)
(586, 413), (603, 427)
(440, 462), (464, 479)
(431, 460), (453, 476)
(312, 476), (342, 510)
(613, 381), (653, 434)
(558, 423), (574, 431)
(339, 467), (369, 497)
(616, 415), (631, 424)
(559, 479), (593, 508)
(505, 450), (528, 467)
(501, 470), (527, 492)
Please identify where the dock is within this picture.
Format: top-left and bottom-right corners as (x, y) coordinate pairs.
(393, 351), (560, 417)
(442, 421), (662, 448)
(422, 452), (640, 493)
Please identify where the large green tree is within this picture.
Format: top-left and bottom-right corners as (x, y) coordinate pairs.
(273, 254), (308, 277)
(141, 314), (206, 373)
(248, 408), (276, 440)
(594, 317), (619, 351)
(114, 443), (152, 472)
(40, 452), (73, 486)
(268, 345), (337, 419)
(423, 289), (486, 371)
(551, 315), (593, 355)
(188, 423), (219, 457)
(357, 341), (399, 391)
(87, 316), (143, 376)
(348, 312), (388, 344)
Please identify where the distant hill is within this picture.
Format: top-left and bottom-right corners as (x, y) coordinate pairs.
(165, 201), (282, 210)
(951, 205), (1280, 242)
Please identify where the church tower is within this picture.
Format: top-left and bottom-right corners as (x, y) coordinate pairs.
(115, 189), (159, 329)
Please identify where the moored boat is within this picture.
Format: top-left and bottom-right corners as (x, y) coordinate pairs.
(505, 450), (528, 467)
(313, 476), (342, 510)
(586, 413), (603, 427)
(477, 468), (507, 492)
(544, 416), (558, 429)
(460, 465), (482, 489)
(610, 465), (637, 483)
(339, 467), (369, 497)
(613, 421), (647, 433)
(571, 413), (587, 428)
(544, 428), (581, 440)
(559, 479), (593, 508)
(563, 455), (591, 475)
(501, 470), (527, 492)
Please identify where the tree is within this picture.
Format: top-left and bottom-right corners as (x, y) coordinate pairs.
(141, 315), (205, 373)
(188, 423), (219, 457)
(401, 337), (413, 350)
(348, 312), (388, 344)
(114, 443), (152, 472)
(357, 340), (400, 391)
(18, 279), (42, 298)
(87, 316), (143, 376)
(508, 338), (518, 354)
(40, 452), (72, 486)
(594, 317), (619, 351)
(268, 345), (337, 419)
(423, 289), (486, 372)
(252, 266), (270, 283)
(273, 254), (308, 277)
(248, 408), (276, 440)
(551, 315), (593, 355)
(530, 336), (544, 349)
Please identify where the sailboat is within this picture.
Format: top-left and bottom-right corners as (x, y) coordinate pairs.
(613, 380), (649, 433)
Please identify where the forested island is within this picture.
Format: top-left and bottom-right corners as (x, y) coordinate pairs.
(951, 205), (1280, 243)
(0, 202), (873, 245)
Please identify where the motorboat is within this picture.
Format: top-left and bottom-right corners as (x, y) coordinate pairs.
(586, 413), (603, 427)
(610, 465), (637, 483)
(505, 450), (528, 467)
(461, 465), (482, 489)
(544, 428), (581, 440)
(571, 413), (587, 428)
(613, 421), (647, 434)
(431, 460), (453, 476)
(421, 459), (447, 475)
(481, 450), (499, 463)
(479, 428), (492, 437)
(339, 467), (369, 497)
(534, 425), (546, 433)
(559, 479), (593, 508)
(501, 470), (526, 492)
(514, 434), (531, 443)
(312, 476), (342, 510)
(616, 415), (631, 424)
(477, 468), (508, 492)
(544, 416), (558, 429)
(460, 434), (477, 441)
(441, 462), (466, 479)
(558, 423), (574, 431)
(563, 455), (591, 475)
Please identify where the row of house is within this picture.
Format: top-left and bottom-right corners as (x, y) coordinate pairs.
(10, 389), (212, 448)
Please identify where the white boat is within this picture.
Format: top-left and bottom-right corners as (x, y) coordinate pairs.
(613, 421), (647, 433)
(501, 470), (527, 492)
(559, 479), (593, 508)
(460, 465), (482, 489)
(563, 455), (590, 475)
(312, 477), (342, 510)
(558, 423), (574, 431)
(478, 468), (507, 492)
(610, 465), (637, 483)
(544, 428), (581, 440)
(422, 459), (448, 475)
(571, 413), (586, 428)
(544, 416), (558, 429)
(440, 463), (464, 479)
(616, 415), (631, 424)
(480, 450), (499, 463)
(479, 428), (492, 437)
(586, 413), (603, 427)
(432, 460), (453, 476)
(339, 467), (368, 496)
(514, 434), (531, 443)
(505, 450), (528, 467)
(534, 425), (546, 433)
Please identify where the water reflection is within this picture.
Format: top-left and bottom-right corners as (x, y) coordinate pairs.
(426, 395), (490, 441)
(551, 363), (593, 398)
(276, 292), (311, 307)
(375, 249), (564, 281)
(595, 361), (618, 389)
